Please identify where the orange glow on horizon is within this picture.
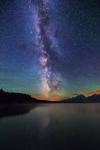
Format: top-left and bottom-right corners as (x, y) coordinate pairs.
(86, 90), (100, 96)
(32, 93), (65, 101)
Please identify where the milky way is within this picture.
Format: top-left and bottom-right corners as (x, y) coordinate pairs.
(31, 0), (63, 99)
(0, 0), (100, 100)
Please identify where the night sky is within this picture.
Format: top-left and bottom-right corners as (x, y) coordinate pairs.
(0, 0), (100, 101)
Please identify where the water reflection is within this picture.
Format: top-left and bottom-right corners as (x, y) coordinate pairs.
(0, 104), (100, 150)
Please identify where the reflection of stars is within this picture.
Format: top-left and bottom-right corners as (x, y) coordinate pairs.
(42, 117), (50, 129)
(35, 107), (51, 130)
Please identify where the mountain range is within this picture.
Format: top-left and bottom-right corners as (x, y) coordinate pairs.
(0, 89), (100, 103)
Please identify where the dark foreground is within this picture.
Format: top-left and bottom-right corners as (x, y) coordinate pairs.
(0, 104), (100, 150)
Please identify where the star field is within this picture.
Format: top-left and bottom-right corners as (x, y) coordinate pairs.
(0, 0), (100, 100)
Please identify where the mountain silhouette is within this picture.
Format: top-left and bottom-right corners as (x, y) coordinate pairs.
(63, 94), (100, 103)
(0, 89), (50, 103)
(63, 95), (86, 103)
(86, 94), (100, 103)
(0, 89), (36, 103)
(0, 89), (100, 103)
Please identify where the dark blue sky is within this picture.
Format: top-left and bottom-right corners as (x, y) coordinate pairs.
(0, 0), (100, 99)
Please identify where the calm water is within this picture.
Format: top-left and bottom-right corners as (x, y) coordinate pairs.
(0, 104), (100, 150)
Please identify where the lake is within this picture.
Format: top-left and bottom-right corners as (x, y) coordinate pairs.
(0, 104), (100, 150)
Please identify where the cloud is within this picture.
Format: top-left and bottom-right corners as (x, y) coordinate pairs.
(86, 90), (100, 96)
